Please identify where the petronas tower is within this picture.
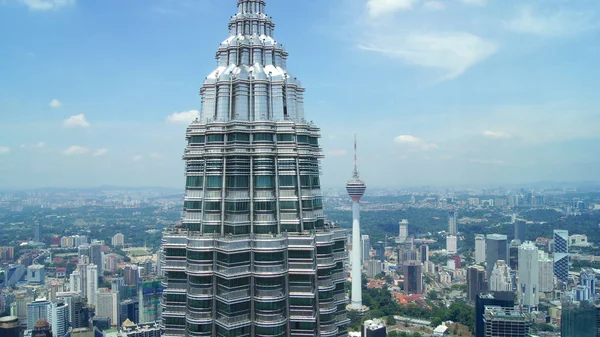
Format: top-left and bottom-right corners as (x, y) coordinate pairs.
(160, 1), (350, 336)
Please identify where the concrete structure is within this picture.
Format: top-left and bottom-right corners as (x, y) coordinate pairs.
(515, 221), (526, 243)
(0, 316), (20, 337)
(509, 240), (520, 271)
(484, 306), (532, 337)
(49, 302), (69, 337)
(553, 230), (569, 283)
(366, 259), (382, 278)
(569, 234), (589, 247)
(537, 251), (554, 293)
(560, 302), (599, 337)
(403, 260), (423, 294)
(448, 210), (458, 235)
(518, 241), (539, 308)
(119, 299), (140, 326)
(348, 136), (367, 314)
(398, 220), (408, 243)
(112, 233), (125, 247)
(160, 1), (351, 335)
(362, 318), (386, 337)
(579, 269), (596, 302)
(27, 299), (50, 330)
(475, 292), (515, 337)
(33, 223), (41, 242)
(31, 318), (52, 337)
(486, 234), (508, 278)
(86, 265), (98, 307)
(361, 235), (371, 264)
(446, 235), (457, 255)
(467, 265), (487, 302)
(4, 264), (26, 286)
(27, 265), (46, 285)
(90, 241), (103, 276)
(420, 244), (429, 264)
(489, 260), (512, 292)
(97, 289), (120, 327)
(475, 234), (486, 264)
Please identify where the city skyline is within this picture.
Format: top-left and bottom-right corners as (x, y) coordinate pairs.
(1, 0), (600, 189)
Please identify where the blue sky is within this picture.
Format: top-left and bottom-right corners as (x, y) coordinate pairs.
(0, 0), (599, 189)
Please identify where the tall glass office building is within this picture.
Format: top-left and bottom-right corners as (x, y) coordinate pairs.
(160, 1), (349, 336)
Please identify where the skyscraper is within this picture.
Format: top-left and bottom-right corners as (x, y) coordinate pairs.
(361, 235), (371, 264)
(86, 265), (98, 307)
(90, 241), (103, 276)
(446, 235), (457, 255)
(96, 289), (119, 327)
(483, 306), (532, 337)
(448, 210), (458, 235)
(518, 242), (539, 308)
(403, 260), (423, 294)
(489, 260), (512, 292)
(475, 292), (515, 337)
(33, 222), (41, 242)
(398, 220), (408, 243)
(514, 221), (526, 243)
(112, 234), (125, 247)
(579, 269), (596, 302)
(467, 265), (487, 302)
(475, 234), (486, 264)
(537, 251), (554, 293)
(420, 244), (429, 264)
(160, 1), (350, 336)
(49, 302), (69, 337)
(27, 298), (50, 331)
(553, 230), (569, 283)
(486, 234), (508, 278)
(0, 316), (20, 337)
(561, 302), (599, 337)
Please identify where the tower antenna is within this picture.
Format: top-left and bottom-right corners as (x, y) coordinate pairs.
(353, 134), (359, 179)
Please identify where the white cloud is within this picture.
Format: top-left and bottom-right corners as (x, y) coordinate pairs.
(327, 150), (349, 157)
(423, 1), (445, 11)
(21, 142), (46, 149)
(63, 146), (89, 156)
(458, 0), (486, 6)
(149, 153), (162, 159)
(482, 130), (511, 139)
(359, 31), (497, 82)
(470, 159), (506, 165)
(167, 110), (200, 124)
(19, 0), (74, 10)
(505, 7), (597, 37)
(63, 114), (90, 128)
(132, 155), (143, 162)
(367, 0), (419, 17)
(93, 149), (108, 157)
(49, 99), (62, 108)
(394, 135), (439, 151)
(0, 146), (10, 155)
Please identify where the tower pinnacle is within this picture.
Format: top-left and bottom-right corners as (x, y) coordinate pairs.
(353, 134), (359, 179)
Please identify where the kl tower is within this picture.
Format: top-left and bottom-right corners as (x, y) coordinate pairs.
(346, 135), (369, 314)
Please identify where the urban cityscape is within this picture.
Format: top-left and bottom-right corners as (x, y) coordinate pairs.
(1, 0), (600, 337)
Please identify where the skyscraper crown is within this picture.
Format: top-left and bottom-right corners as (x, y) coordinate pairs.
(198, 0), (305, 124)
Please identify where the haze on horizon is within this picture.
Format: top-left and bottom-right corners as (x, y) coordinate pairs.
(1, 0), (599, 190)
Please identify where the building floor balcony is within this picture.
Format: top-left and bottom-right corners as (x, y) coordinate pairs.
(216, 286), (251, 303)
(215, 313), (251, 328)
(319, 300), (337, 314)
(254, 287), (286, 299)
(188, 286), (213, 298)
(320, 323), (339, 337)
(187, 310), (213, 323)
(290, 329), (317, 337)
(187, 263), (213, 274)
(188, 331), (212, 337)
(289, 307), (317, 321)
(253, 263), (287, 275)
(215, 264), (251, 277)
(163, 327), (186, 337)
(254, 311), (287, 325)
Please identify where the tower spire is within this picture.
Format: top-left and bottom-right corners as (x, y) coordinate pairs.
(353, 134), (359, 179)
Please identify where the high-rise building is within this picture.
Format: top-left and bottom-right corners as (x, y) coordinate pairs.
(420, 244), (429, 264)
(49, 302), (69, 337)
(475, 235), (486, 264)
(561, 302), (599, 337)
(90, 241), (103, 276)
(366, 259), (382, 278)
(446, 235), (457, 255)
(514, 221), (526, 243)
(27, 265), (46, 285)
(537, 251), (553, 293)
(518, 242), (539, 308)
(119, 298), (140, 326)
(362, 319), (387, 337)
(33, 223), (41, 242)
(403, 260), (423, 294)
(489, 260), (512, 292)
(398, 220), (408, 243)
(467, 265), (487, 302)
(112, 234), (125, 247)
(486, 234), (508, 278)
(475, 292), (515, 337)
(86, 265), (98, 307)
(374, 241), (385, 263)
(0, 316), (20, 337)
(448, 210), (458, 235)
(579, 269), (596, 302)
(509, 240), (520, 271)
(96, 289), (119, 327)
(553, 230), (569, 283)
(483, 306), (532, 337)
(27, 298), (50, 330)
(70, 270), (82, 295)
(361, 235), (371, 264)
(160, 1), (350, 335)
